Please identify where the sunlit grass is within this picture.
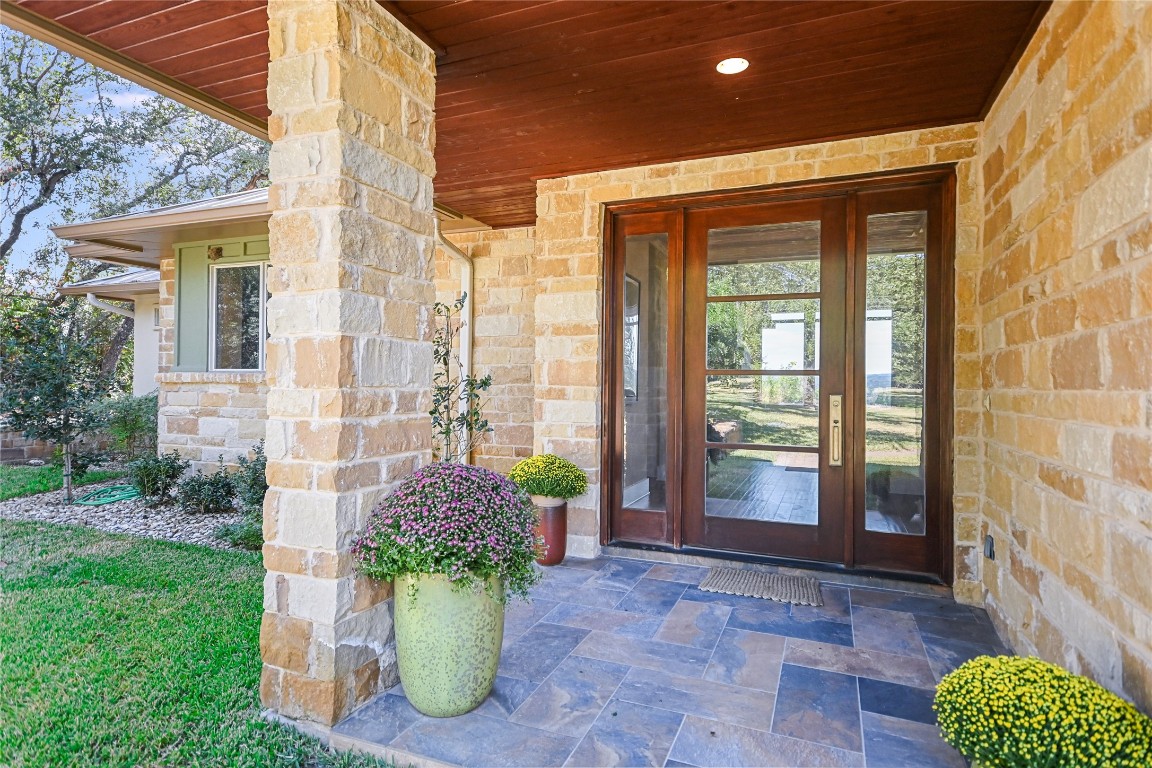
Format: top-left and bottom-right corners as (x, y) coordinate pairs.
(0, 520), (390, 767)
(0, 464), (125, 501)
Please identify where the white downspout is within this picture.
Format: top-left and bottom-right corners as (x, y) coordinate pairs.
(86, 293), (134, 319)
(434, 218), (475, 463)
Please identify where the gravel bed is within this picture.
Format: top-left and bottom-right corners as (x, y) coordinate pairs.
(0, 481), (249, 550)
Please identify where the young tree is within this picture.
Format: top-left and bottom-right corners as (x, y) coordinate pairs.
(0, 293), (113, 501)
(430, 295), (493, 463)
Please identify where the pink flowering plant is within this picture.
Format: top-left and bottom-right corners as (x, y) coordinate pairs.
(352, 462), (541, 600)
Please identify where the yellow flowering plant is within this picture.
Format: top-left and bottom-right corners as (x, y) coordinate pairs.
(508, 454), (588, 500)
(934, 655), (1152, 768)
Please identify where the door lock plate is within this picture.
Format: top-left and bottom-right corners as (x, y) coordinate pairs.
(829, 395), (843, 467)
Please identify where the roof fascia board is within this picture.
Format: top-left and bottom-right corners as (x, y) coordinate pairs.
(64, 248), (158, 269)
(0, 0), (268, 140)
(65, 242), (137, 258)
(58, 284), (160, 298)
(52, 202), (270, 241)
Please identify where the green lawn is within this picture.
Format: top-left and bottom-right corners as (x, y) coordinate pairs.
(0, 520), (388, 767)
(0, 464), (126, 501)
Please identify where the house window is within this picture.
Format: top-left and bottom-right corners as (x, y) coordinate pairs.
(209, 262), (265, 371)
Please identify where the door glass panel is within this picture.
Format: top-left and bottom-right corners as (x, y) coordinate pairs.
(707, 299), (821, 370)
(707, 221), (822, 295)
(705, 447), (818, 524)
(864, 211), (927, 535)
(622, 234), (669, 511)
(703, 217), (823, 528)
(707, 376), (820, 447)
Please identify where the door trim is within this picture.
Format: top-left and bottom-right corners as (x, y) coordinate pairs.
(600, 166), (957, 583)
(601, 165), (957, 216)
(850, 182), (953, 576)
(601, 210), (684, 547)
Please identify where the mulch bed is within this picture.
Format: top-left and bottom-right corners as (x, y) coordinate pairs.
(0, 480), (248, 550)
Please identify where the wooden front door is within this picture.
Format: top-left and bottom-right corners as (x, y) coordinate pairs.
(682, 198), (848, 563)
(604, 172), (953, 580)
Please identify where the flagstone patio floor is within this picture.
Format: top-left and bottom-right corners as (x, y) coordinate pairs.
(330, 555), (1009, 767)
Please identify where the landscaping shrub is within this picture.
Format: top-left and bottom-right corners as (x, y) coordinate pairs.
(127, 450), (189, 504)
(233, 440), (267, 516)
(935, 655), (1152, 767)
(101, 392), (158, 459)
(177, 457), (236, 514)
(216, 441), (267, 550)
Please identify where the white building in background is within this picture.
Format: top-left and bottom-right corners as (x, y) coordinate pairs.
(761, 309), (894, 390)
(59, 268), (161, 396)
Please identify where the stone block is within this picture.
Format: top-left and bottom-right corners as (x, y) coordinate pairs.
(1051, 333), (1102, 389)
(1075, 144), (1152, 249)
(1112, 432), (1152, 491)
(280, 670), (348, 725)
(1106, 318), (1152, 391)
(260, 612), (314, 675)
(1120, 645), (1152, 714)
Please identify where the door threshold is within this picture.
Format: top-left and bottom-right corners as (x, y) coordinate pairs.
(602, 541), (951, 596)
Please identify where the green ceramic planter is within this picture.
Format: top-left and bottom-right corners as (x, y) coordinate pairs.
(393, 572), (505, 717)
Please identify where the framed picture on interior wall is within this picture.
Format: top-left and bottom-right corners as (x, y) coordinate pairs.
(623, 274), (640, 402)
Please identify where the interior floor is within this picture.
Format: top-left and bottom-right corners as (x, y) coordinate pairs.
(705, 459), (819, 525)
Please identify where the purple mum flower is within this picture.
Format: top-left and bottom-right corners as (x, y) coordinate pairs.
(352, 463), (542, 600)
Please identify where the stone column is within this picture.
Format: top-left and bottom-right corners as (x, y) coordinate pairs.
(532, 189), (603, 559)
(260, 0), (436, 726)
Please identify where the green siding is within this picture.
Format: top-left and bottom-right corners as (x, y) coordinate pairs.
(174, 235), (269, 372)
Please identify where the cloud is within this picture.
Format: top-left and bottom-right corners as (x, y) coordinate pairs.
(107, 91), (153, 109)
(78, 85), (156, 111)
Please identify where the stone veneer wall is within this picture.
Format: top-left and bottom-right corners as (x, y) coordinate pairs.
(154, 256), (269, 473)
(0, 428), (53, 463)
(154, 228), (534, 478)
(435, 228), (537, 473)
(977, 0), (1152, 710)
(156, 373), (268, 472)
(260, 0), (437, 726)
(157, 256), (176, 373)
(534, 124), (986, 571)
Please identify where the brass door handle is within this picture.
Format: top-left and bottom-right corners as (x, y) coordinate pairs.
(829, 395), (843, 467)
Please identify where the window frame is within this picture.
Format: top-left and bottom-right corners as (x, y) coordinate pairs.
(207, 260), (267, 373)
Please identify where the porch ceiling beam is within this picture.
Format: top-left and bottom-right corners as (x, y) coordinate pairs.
(0, 0), (268, 140)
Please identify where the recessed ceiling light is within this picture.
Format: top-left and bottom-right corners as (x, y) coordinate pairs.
(716, 57), (749, 75)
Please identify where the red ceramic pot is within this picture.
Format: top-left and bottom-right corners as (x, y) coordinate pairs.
(531, 495), (567, 566)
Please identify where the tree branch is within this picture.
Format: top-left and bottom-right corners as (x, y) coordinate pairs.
(29, 49), (62, 92)
(0, 168), (71, 261)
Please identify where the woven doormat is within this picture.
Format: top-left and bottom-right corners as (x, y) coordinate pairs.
(699, 567), (823, 606)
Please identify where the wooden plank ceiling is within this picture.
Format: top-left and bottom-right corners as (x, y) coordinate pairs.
(12, 0), (1047, 228)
